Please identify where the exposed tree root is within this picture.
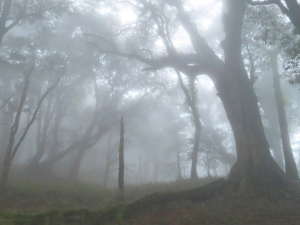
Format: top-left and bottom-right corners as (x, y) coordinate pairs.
(121, 178), (228, 218)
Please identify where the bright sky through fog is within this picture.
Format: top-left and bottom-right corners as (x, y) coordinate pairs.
(97, 0), (222, 90)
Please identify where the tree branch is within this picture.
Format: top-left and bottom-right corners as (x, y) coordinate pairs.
(0, 93), (14, 111)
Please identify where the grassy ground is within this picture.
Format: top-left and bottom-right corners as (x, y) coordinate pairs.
(1, 177), (300, 224)
(0, 176), (216, 214)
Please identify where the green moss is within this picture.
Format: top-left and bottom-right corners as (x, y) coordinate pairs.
(115, 212), (124, 224)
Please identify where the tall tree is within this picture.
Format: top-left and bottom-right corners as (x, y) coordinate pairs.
(89, 0), (290, 191)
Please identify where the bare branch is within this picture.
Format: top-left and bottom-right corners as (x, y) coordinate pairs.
(0, 93), (14, 111)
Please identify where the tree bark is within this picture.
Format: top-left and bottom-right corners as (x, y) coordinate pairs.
(216, 0), (288, 190)
(270, 51), (299, 180)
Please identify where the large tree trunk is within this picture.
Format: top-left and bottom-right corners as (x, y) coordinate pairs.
(270, 51), (299, 180)
(216, 0), (288, 190)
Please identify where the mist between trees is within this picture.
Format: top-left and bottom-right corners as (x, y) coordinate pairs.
(0, 0), (300, 197)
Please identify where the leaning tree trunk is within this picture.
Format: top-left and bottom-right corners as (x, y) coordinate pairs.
(270, 51), (299, 180)
(118, 116), (124, 193)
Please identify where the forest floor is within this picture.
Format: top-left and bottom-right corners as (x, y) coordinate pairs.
(1, 176), (300, 224)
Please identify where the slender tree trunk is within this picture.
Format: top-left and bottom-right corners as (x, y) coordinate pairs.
(138, 148), (143, 184)
(48, 89), (65, 162)
(103, 131), (113, 188)
(103, 152), (110, 188)
(0, 77), (13, 169)
(175, 143), (183, 180)
(1, 74), (30, 187)
(30, 93), (53, 168)
(118, 116), (124, 193)
(153, 158), (158, 183)
(259, 100), (285, 170)
(171, 117), (183, 180)
(176, 71), (201, 179)
(144, 156), (149, 183)
(189, 77), (201, 179)
(1, 72), (60, 187)
(270, 51), (299, 180)
(205, 152), (211, 177)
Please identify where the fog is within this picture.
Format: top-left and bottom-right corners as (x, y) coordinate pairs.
(1, 0), (300, 222)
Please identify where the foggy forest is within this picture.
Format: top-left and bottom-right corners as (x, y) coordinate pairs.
(0, 0), (300, 224)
